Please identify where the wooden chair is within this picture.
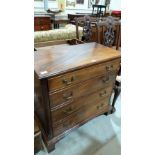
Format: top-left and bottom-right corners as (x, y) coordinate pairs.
(111, 67), (121, 113)
(75, 15), (98, 42)
(96, 16), (121, 113)
(96, 16), (121, 50)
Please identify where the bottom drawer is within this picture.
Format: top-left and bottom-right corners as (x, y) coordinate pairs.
(52, 97), (110, 136)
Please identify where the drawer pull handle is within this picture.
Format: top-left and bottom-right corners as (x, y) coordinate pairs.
(99, 91), (107, 97)
(64, 96), (72, 100)
(63, 107), (73, 114)
(106, 65), (113, 71)
(97, 103), (104, 110)
(102, 76), (109, 83)
(63, 92), (73, 101)
(62, 76), (75, 85)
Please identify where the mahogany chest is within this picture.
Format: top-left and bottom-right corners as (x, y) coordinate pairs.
(34, 15), (51, 31)
(34, 41), (121, 152)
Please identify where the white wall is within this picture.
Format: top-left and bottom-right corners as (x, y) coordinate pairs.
(34, 0), (121, 13)
(48, 1), (58, 9)
(110, 0), (121, 10)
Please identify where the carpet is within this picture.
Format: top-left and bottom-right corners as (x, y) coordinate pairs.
(37, 94), (121, 155)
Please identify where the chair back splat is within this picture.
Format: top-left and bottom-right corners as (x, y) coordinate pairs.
(96, 16), (121, 49)
(75, 16), (98, 42)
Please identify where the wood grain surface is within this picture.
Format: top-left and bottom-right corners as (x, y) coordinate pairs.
(34, 42), (121, 79)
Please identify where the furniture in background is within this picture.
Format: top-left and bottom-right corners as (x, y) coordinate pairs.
(111, 10), (121, 19)
(75, 15), (121, 49)
(75, 16), (97, 42)
(34, 116), (42, 154)
(34, 15), (51, 31)
(34, 40), (121, 152)
(92, 5), (107, 17)
(68, 13), (92, 24)
(51, 16), (69, 29)
(34, 24), (83, 43)
(46, 9), (62, 14)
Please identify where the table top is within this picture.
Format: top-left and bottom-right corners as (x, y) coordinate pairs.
(34, 14), (51, 18)
(51, 16), (69, 21)
(34, 42), (121, 79)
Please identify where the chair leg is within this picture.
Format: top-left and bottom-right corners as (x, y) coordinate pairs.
(111, 84), (121, 114)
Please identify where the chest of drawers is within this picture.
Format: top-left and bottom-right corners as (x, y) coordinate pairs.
(34, 41), (121, 152)
(34, 15), (51, 31)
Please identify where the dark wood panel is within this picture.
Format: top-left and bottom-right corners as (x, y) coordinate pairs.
(34, 73), (53, 138)
(34, 25), (51, 31)
(34, 16), (51, 31)
(34, 117), (42, 153)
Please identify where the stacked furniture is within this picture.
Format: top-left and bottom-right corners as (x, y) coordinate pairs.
(34, 40), (121, 152)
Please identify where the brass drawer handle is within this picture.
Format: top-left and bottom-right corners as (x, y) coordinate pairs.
(96, 103), (104, 110)
(62, 76), (75, 85)
(106, 64), (114, 71)
(63, 92), (73, 101)
(102, 76), (109, 83)
(63, 107), (74, 115)
(99, 90), (107, 97)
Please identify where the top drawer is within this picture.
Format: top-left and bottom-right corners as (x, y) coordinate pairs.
(48, 59), (120, 92)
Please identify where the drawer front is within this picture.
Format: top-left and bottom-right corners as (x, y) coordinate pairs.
(34, 17), (50, 25)
(51, 86), (113, 123)
(52, 97), (110, 136)
(48, 59), (120, 92)
(49, 74), (115, 107)
(34, 25), (51, 31)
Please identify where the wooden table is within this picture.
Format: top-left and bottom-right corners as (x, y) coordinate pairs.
(51, 16), (69, 29)
(34, 40), (121, 152)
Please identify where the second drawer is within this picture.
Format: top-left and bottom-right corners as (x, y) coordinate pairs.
(49, 74), (115, 107)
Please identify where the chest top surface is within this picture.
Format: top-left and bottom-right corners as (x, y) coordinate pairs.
(34, 42), (121, 79)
